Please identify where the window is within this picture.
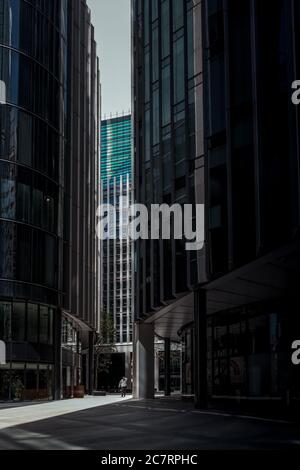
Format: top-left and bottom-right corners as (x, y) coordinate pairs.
(152, 0), (158, 21)
(174, 123), (185, 162)
(144, 109), (150, 162)
(0, 221), (15, 279)
(0, 162), (16, 219)
(161, 0), (170, 58)
(144, 49), (150, 103)
(173, 35), (185, 104)
(27, 304), (38, 343)
(152, 88), (159, 145)
(162, 65), (171, 125)
(187, 8), (194, 79)
(11, 302), (25, 342)
(208, 11), (224, 57)
(17, 182), (31, 223)
(16, 225), (31, 282)
(40, 306), (50, 345)
(0, 302), (11, 342)
(143, 0), (149, 45)
(172, 0), (184, 32)
(152, 26), (159, 83)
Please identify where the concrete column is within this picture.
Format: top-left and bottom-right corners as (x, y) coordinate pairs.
(124, 348), (132, 391)
(133, 322), (155, 399)
(53, 309), (62, 400)
(164, 338), (171, 396)
(87, 331), (94, 395)
(194, 289), (208, 409)
(154, 347), (160, 392)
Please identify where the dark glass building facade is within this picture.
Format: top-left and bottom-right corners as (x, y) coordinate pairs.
(198, 0), (300, 414)
(133, 0), (300, 415)
(0, 0), (100, 401)
(132, 0), (204, 399)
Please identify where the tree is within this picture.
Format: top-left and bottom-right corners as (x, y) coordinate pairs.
(94, 310), (116, 391)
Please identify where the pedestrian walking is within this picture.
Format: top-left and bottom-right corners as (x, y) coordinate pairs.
(119, 376), (128, 397)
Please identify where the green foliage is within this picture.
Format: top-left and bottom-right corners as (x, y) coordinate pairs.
(94, 310), (117, 389)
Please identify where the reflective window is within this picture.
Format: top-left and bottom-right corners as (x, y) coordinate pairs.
(144, 109), (150, 162)
(144, 49), (150, 103)
(16, 224), (31, 282)
(0, 48), (60, 128)
(0, 302), (11, 341)
(161, 0), (170, 58)
(162, 65), (171, 125)
(152, 0), (158, 21)
(152, 26), (159, 83)
(173, 35), (185, 104)
(172, 0), (184, 32)
(27, 304), (38, 343)
(187, 8), (194, 79)
(11, 302), (25, 342)
(152, 88), (159, 145)
(0, 162), (16, 219)
(40, 306), (50, 345)
(143, 0), (149, 45)
(0, 220), (15, 279)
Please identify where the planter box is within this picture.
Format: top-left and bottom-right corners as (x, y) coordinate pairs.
(73, 385), (85, 398)
(92, 391), (106, 396)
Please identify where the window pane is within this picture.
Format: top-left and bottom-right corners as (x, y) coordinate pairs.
(145, 109), (150, 162)
(16, 225), (31, 282)
(40, 306), (49, 344)
(27, 304), (38, 343)
(144, 50), (150, 103)
(187, 8), (194, 79)
(161, 0), (170, 58)
(0, 162), (16, 219)
(18, 112), (33, 166)
(49, 308), (54, 345)
(0, 302), (11, 342)
(143, 0), (149, 45)
(152, 26), (159, 82)
(152, 88), (159, 145)
(173, 36), (185, 103)
(172, 0), (184, 32)
(17, 182), (31, 223)
(0, 221), (15, 279)
(11, 302), (25, 342)
(152, 0), (158, 21)
(162, 65), (171, 125)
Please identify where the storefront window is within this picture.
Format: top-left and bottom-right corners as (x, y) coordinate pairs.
(210, 306), (290, 399)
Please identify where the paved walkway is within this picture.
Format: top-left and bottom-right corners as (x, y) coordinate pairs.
(0, 396), (298, 449)
(0, 395), (132, 431)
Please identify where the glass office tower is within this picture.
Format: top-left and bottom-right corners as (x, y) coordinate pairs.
(133, 0), (300, 416)
(0, 0), (100, 401)
(197, 0), (300, 415)
(132, 0), (204, 398)
(100, 114), (133, 389)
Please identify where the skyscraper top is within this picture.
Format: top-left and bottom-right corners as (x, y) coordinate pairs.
(101, 114), (132, 182)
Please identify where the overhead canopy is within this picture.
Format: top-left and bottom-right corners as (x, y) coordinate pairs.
(145, 241), (300, 341)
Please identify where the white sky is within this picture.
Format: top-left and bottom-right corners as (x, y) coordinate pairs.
(87, 0), (131, 118)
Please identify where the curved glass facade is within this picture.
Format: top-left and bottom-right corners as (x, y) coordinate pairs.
(0, 0), (67, 397)
(0, 0), (66, 303)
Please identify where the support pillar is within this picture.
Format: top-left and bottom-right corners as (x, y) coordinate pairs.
(87, 331), (94, 395)
(133, 322), (154, 399)
(53, 309), (62, 400)
(164, 338), (171, 396)
(194, 288), (208, 408)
